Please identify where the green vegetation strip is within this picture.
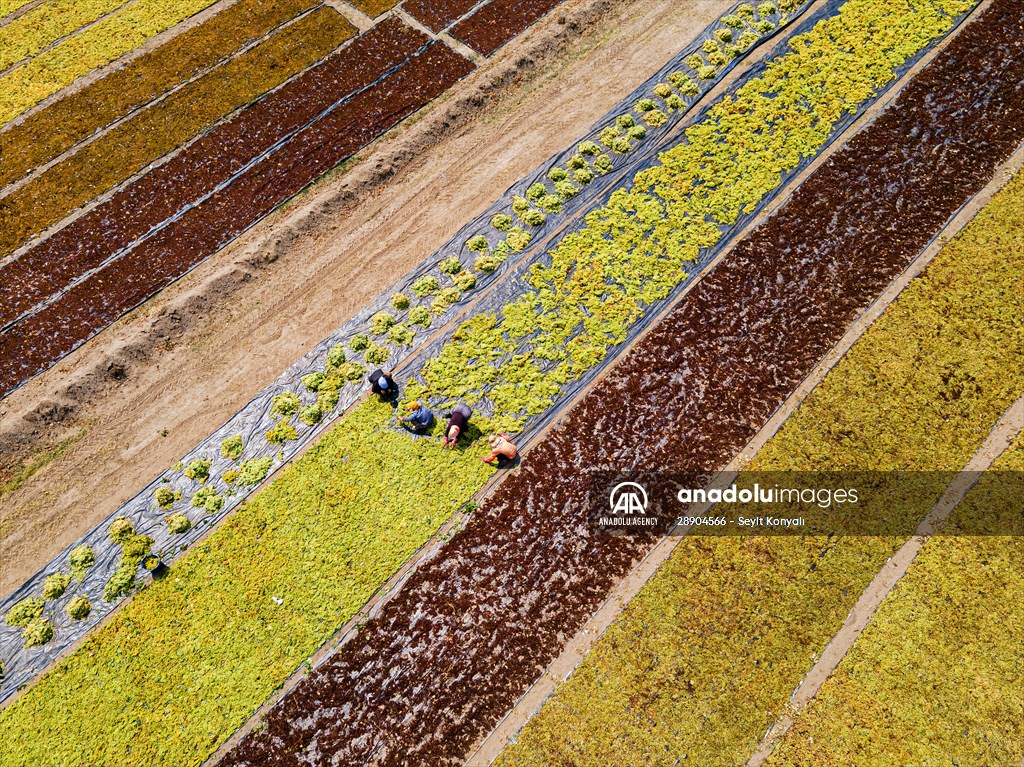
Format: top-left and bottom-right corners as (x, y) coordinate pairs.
(0, 0), (220, 127)
(0, 0), (318, 189)
(0, 400), (492, 767)
(767, 436), (1024, 766)
(412, 0), (977, 431)
(0, 7), (354, 259)
(0, 0), (130, 72)
(495, 172), (1024, 765)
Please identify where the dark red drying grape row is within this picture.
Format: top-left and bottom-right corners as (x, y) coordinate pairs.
(219, 2), (1024, 765)
(402, 0), (479, 33)
(0, 18), (428, 329)
(452, 0), (565, 56)
(0, 41), (474, 396)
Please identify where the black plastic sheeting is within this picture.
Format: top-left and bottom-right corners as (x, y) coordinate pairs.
(3, 0), (973, 701)
(402, 0), (981, 450)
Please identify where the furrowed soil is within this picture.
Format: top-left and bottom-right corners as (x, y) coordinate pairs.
(219, 2), (1024, 764)
(0, 0), (736, 595)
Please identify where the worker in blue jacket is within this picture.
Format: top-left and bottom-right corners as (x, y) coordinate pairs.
(398, 401), (434, 433)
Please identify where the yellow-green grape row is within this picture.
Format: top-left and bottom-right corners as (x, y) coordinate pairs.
(416, 0), (976, 432)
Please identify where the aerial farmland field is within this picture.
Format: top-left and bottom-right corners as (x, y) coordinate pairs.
(0, 0), (1021, 766)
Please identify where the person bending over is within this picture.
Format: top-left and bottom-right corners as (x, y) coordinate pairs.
(368, 368), (397, 400)
(442, 403), (472, 448)
(481, 432), (518, 464)
(398, 401), (434, 433)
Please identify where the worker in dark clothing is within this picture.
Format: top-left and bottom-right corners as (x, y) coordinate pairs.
(368, 368), (397, 400)
(442, 403), (472, 448)
(398, 401), (434, 433)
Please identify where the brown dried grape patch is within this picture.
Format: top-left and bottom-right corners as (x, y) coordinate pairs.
(0, 41), (474, 396)
(403, 0), (479, 32)
(0, 17), (426, 329)
(221, 2), (1024, 765)
(0, 7), (356, 261)
(452, 0), (565, 56)
(0, 0), (320, 190)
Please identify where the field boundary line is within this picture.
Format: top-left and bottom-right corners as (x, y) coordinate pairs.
(464, 10), (1016, 764)
(325, 0), (373, 31)
(0, 0), (47, 29)
(0, 3), (332, 201)
(745, 391), (1024, 766)
(0, 0), (239, 136)
(0, 0), (140, 81)
(391, 6), (482, 61)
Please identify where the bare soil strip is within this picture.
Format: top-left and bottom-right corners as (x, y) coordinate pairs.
(218, 3), (1024, 766)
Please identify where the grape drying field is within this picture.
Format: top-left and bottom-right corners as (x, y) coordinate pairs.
(1, 0), (1022, 765)
(0, 0), (575, 398)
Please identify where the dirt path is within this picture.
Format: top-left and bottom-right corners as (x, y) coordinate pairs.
(0, 0), (734, 596)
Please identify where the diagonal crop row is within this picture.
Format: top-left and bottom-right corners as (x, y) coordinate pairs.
(0, 0), (223, 126)
(407, 0), (978, 433)
(0, 0), (130, 72)
(767, 438), (1024, 766)
(0, 0), (1012, 762)
(0, 38), (474, 396)
(0, 0), (319, 190)
(0, 0), (811, 684)
(212, 1), (1024, 765)
(496, 161), (1024, 767)
(0, 17), (423, 331)
(0, 6), (355, 263)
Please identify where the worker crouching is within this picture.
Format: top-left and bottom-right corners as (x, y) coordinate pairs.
(442, 403), (472, 448)
(482, 433), (518, 464)
(398, 401), (434, 433)
(368, 368), (397, 401)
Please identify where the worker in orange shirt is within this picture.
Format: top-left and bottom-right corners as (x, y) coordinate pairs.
(481, 432), (518, 464)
